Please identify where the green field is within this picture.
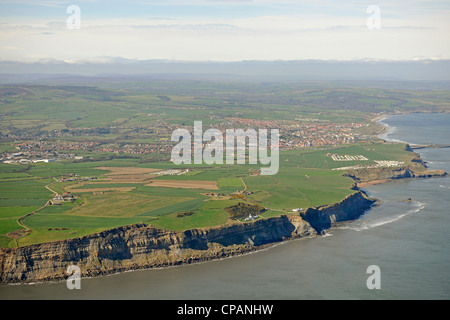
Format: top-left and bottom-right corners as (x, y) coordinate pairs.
(2, 82), (450, 144)
(2, 81), (447, 248)
(0, 141), (418, 247)
(291, 143), (416, 169)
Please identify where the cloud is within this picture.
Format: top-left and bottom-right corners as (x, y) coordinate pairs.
(0, 0), (67, 7)
(0, 0), (449, 62)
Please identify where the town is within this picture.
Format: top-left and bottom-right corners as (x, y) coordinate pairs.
(1, 117), (369, 165)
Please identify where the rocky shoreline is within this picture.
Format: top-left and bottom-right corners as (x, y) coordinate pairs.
(349, 166), (447, 188)
(350, 112), (448, 187)
(0, 191), (375, 285)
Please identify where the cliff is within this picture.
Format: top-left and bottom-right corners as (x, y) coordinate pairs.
(344, 166), (446, 185)
(0, 191), (374, 285)
(300, 191), (376, 233)
(0, 215), (315, 284)
(344, 146), (447, 185)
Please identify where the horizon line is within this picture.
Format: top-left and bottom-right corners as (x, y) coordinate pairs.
(1, 57), (450, 65)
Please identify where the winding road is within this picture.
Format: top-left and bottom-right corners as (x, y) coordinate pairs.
(14, 183), (58, 247)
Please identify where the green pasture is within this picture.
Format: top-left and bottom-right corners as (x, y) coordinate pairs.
(287, 143), (414, 169)
(0, 179), (52, 207)
(17, 216), (153, 247)
(0, 140), (418, 247)
(2, 79), (435, 247)
(149, 199), (239, 231)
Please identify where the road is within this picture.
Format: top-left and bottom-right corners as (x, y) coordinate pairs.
(14, 183), (58, 247)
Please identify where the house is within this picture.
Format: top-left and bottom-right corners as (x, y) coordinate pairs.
(32, 159), (56, 163)
(53, 194), (64, 202)
(52, 192), (74, 204)
(62, 192), (75, 202)
(244, 214), (259, 221)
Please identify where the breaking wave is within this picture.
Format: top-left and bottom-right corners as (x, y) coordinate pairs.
(377, 119), (410, 144)
(336, 201), (427, 232)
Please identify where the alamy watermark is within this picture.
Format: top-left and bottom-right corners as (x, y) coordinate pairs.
(66, 265), (81, 290)
(171, 121), (279, 175)
(66, 5), (81, 29)
(366, 265), (381, 290)
(366, 5), (381, 30)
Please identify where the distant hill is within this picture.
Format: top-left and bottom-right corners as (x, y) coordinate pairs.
(1, 59), (450, 83)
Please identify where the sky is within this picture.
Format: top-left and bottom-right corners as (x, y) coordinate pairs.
(0, 0), (449, 63)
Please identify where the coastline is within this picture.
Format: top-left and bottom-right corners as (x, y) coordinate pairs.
(0, 191), (375, 285)
(354, 112), (447, 190)
(357, 179), (390, 188)
(371, 113), (399, 143)
(370, 113), (389, 123)
(371, 111), (450, 143)
(1, 112), (448, 286)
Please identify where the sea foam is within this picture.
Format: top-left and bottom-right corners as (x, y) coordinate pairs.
(335, 201), (427, 232)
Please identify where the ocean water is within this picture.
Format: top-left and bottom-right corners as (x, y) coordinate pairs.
(1, 113), (449, 300)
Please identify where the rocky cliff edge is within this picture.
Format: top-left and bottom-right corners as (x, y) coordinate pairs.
(0, 191), (374, 284)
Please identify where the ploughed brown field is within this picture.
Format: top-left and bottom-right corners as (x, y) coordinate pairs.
(66, 167), (161, 192)
(95, 167), (159, 183)
(68, 167), (218, 191)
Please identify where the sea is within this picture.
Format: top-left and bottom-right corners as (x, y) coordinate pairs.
(1, 112), (449, 300)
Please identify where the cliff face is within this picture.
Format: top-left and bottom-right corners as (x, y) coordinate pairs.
(0, 215), (316, 284)
(344, 166), (446, 183)
(301, 191), (376, 233)
(344, 147), (447, 183)
(0, 191), (374, 285)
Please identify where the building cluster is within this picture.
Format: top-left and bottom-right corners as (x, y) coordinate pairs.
(0, 116), (369, 164)
(329, 154), (369, 161)
(2, 139), (174, 162)
(152, 169), (189, 176)
(56, 173), (98, 182)
(175, 117), (366, 152)
(17, 141), (97, 152)
(98, 143), (173, 155)
(224, 117), (366, 149)
(50, 192), (75, 205)
(224, 117), (285, 129)
(0, 151), (58, 164)
(0, 147), (84, 164)
(1, 141), (91, 164)
(284, 122), (363, 148)
(332, 160), (405, 171)
(244, 214), (259, 221)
